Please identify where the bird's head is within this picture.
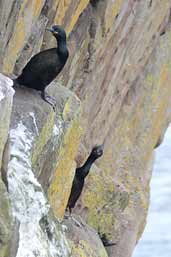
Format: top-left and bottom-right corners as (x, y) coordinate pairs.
(46, 25), (67, 41)
(91, 144), (104, 158)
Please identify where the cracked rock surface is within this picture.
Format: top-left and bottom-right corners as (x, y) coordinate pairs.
(0, 1), (171, 257)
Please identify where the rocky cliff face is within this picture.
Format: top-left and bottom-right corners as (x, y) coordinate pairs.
(0, 74), (14, 257)
(0, 1), (171, 257)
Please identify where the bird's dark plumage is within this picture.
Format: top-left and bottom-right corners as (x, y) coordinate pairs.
(99, 233), (116, 247)
(14, 25), (69, 109)
(67, 144), (104, 213)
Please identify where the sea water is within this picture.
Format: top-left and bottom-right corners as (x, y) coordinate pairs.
(133, 125), (171, 257)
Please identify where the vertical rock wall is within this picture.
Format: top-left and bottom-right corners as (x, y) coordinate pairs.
(0, 1), (171, 257)
(0, 74), (14, 257)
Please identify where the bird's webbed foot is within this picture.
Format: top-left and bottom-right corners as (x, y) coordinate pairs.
(41, 91), (56, 111)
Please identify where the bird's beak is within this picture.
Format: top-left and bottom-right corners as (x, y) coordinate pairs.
(100, 143), (105, 150)
(46, 28), (57, 33)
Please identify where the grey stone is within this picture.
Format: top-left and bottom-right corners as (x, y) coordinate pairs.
(0, 74), (14, 257)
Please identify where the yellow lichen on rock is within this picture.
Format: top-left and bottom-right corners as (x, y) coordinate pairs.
(2, 0), (45, 74)
(3, 16), (25, 74)
(67, 235), (108, 257)
(54, 0), (89, 34)
(66, 0), (89, 34)
(82, 166), (129, 239)
(54, 0), (73, 26)
(48, 97), (82, 219)
(32, 111), (56, 167)
(79, 27), (171, 252)
(0, 74), (14, 257)
(104, 0), (124, 33)
(1, 0), (171, 256)
(33, 0), (46, 19)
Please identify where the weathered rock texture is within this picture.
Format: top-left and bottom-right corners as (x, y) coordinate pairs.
(64, 218), (108, 257)
(0, 74), (14, 257)
(8, 81), (83, 257)
(0, 0), (171, 257)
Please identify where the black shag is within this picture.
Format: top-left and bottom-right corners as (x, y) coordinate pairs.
(99, 232), (117, 247)
(14, 25), (69, 109)
(66, 144), (104, 213)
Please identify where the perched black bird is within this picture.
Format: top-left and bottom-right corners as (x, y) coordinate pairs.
(66, 144), (104, 214)
(14, 25), (69, 109)
(99, 232), (117, 247)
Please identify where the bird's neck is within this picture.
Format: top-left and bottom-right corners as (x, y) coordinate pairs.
(56, 38), (68, 57)
(77, 154), (98, 179)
